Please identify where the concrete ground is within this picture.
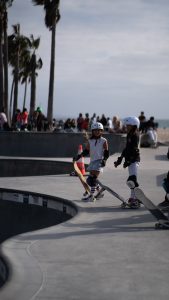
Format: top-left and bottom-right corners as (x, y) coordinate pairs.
(0, 146), (169, 300)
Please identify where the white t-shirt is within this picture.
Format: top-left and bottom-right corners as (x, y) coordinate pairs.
(107, 119), (113, 129)
(89, 137), (107, 162)
(0, 112), (7, 127)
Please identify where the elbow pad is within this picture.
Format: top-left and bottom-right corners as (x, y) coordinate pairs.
(82, 149), (89, 156)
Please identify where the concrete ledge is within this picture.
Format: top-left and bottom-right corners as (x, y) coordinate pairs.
(0, 131), (126, 157)
(0, 159), (75, 177)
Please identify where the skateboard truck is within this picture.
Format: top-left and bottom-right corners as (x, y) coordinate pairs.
(135, 187), (169, 230)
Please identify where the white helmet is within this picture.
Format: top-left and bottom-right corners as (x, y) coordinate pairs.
(124, 116), (140, 128)
(91, 122), (104, 131)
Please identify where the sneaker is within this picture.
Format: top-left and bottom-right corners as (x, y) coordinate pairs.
(128, 198), (140, 208)
(158, 196), (169, 210)
(81, 191), (90, 201)
(83, 194), (96, 202)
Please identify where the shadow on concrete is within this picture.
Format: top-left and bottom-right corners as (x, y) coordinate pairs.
(0, 200), (72, 244)
(19, 208), (156, 244)
(155, 154), (168, 161)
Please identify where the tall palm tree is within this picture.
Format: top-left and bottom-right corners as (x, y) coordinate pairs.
(28, 35), (43, 116)
(19, 54), (31, 111)
(32, 0), (61, 123)
(0, 0), (13, 115)
(8, 24), (31, 121)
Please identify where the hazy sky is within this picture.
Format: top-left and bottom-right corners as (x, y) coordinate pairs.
(8, 0), (169, 119)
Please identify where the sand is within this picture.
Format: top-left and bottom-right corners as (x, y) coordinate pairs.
(157, 128), (169, 144)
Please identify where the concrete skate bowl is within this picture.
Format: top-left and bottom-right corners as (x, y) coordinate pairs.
(0, 188), (77, 287)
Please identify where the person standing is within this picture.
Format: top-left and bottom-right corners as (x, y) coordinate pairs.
(138, 111), (146, 132)
(114, 116), (140, 208)
(77, 113), (84, 132)
(0, 108), (8, 130)
(21, 108), (29, 131)
(74, 122), (109, 202)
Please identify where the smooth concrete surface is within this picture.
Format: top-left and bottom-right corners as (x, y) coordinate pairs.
(0, 146), (169, 299)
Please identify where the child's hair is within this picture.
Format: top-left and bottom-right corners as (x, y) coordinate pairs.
(127, 125), (139, 135)
(83, 131), (90, 142)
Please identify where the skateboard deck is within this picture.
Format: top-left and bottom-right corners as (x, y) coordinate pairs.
(96, 180), (131, 208)
(74, 162), (90, 194)
(135, 187), (169, 229)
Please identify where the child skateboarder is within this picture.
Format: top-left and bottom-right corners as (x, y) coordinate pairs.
(73, 122), (109, 202)
(114, 116), (140, 208)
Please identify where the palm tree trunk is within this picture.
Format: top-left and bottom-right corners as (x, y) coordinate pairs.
(0, 14), (4, 110)
(3, 9), (9, 119)
(30, 53), (36, 116)
(23, 78), (27, 110)
(9, 77), (14, 126)
(12, 25), (20, 122)
(12, 63), (19, 122)
(47, 24), (56, 123)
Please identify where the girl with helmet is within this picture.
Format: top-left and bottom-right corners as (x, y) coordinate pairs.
(74, 122), (109, 202)
(114, 116), (141, 208)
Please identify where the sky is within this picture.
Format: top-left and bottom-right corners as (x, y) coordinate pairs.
(8, 0), (169, 120)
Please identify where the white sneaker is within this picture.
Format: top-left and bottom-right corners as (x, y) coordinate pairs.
(81, 191), (90, 201)
(83, 194), (96, 202)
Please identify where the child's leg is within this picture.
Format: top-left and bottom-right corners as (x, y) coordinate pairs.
(127, 162), (139, 200)
(162, 171), (169, 195)
(158, 172), (169, 207)
(87, 173), (99, 195)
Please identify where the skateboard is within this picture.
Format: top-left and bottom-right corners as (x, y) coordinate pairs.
(74, 161), (90, 194)
(135, 187), (169, 229)
(73, 164), (138, 208)
(96, 180), (134, 208)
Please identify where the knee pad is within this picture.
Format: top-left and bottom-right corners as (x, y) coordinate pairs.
(87, 175), (97, 187)
(126, 175), (139, 188)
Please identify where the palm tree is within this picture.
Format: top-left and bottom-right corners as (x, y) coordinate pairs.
(8, 24), (31, 121)
(19, 55), (31, 111)
(32, 0), (61, 123)
(28, 35), (43, 116)
(0, 0), (13, 116)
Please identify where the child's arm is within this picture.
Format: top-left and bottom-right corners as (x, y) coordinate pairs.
(101, 140), (109, 167)
(73, 142), (90, 161)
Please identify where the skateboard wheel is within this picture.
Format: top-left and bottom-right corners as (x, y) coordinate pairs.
(155, 223), (161, 229)
(121, 202), (127, 208)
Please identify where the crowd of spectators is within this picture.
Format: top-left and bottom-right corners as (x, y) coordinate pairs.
(0, 106), (51, 132)
(54, 113), (125, 133)
(0, 108), (158, 137)
(0, 108), (126, 133)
